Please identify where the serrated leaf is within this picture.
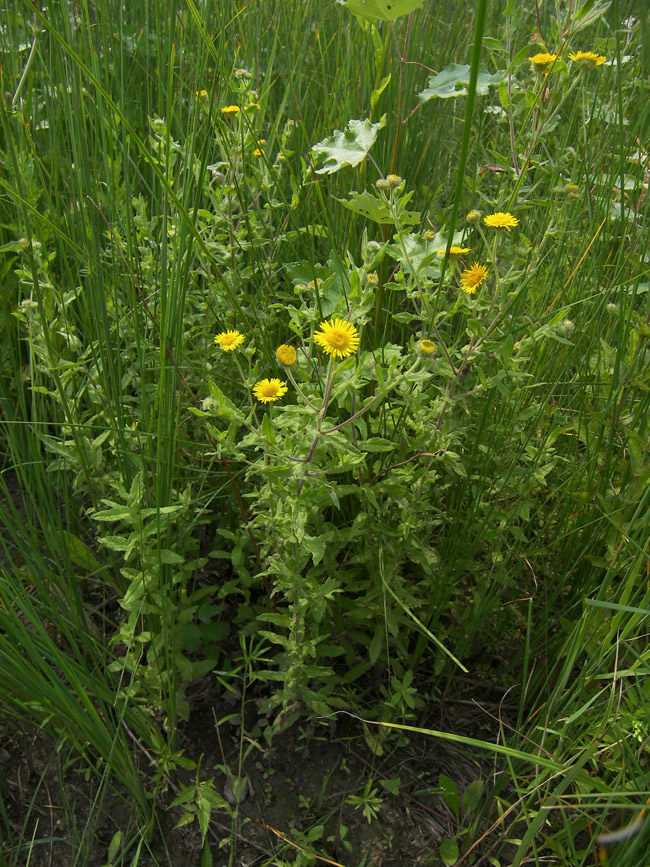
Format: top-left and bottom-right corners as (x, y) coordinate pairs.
(312, 116), (385, 175)
(340, 0), (425, 22)
(418, 64), (505, 101)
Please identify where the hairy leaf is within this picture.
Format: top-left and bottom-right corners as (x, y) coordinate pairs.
(312, 116), (385, 175)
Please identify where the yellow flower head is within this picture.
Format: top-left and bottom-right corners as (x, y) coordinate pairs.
(221, 104), (241, 115)
(417, 338), (437, 356)
(275, 344), (297, 366)
(366, 271), (378, 286)
(466, 209), (481, 222)
(424, 230), (436, 240)
(460, 263), (488, 295)
(314, 318), (360, 360)
(436, 245), (470, 258)
(529, 52), (557, 73)
(214, 330), (245, 351)
(569, 50), (606, 68)
(253, 378), (288, 403)
(195, 89), (208, 98)
(484, 211), (519, 231)
(252, 139), (266, 157)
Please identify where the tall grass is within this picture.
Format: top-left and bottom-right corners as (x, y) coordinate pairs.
(1, 0), (648, 864)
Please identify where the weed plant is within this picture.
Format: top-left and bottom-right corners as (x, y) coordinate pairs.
(0, 0), (648, 865)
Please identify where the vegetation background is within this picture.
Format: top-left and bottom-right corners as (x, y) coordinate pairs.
(0, 0), (648, 865)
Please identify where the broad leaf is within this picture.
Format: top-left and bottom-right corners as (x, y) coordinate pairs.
(336, 189), (420, 225)
(419, 64), (505, 101)
(312, 116), (385, 175)
(339, 0), (425, 22)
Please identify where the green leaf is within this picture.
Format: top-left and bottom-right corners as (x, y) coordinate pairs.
(440, 837), (459, 867)
(439, 774), (460, 820)
(198, 794), (211, 843)
(463, 779), (484, 815)
(312, 116), (386, 175)
(62, 531), (101, 572)
(337, 189), (420, 225)
(92, 506), (133, 522)
(418, 64), (505, 101)
(379, 777), (401, 795)
(370, 73), (391, 110)
(201, 842), (213, 867)
(261, 412), (276, 445)
(340, 0), (425, 23)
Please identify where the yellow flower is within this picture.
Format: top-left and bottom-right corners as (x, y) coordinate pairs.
(529, 52), (557, 73)
(253, 148), (263, 157)
(276, 344), (297, 366)
(314, 318), (360, 359)
(252, 139), (266, 157)
(214, 330), (245, 351)
(417, 339), (437, 356)
(460, 263), (488, 295)
(366, 271), (378, 286)
(466, 209), (481, 222)
(221, 104), (241, 115)
(484, 212), (519, 231)
(569, 50), (606, 68)
(253, 378), (287, 403)
(436, 246), (470, 258)
(195, 89), (208, 98)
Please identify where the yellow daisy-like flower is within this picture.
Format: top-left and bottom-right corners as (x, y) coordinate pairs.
(275, 344), (297, 366)
(436, 246), (470, 258)
(417, 338), (437, 356)
(195, 89), (208, 98)
(314, 318), (360, 359)
(253, 378), (287, 403)
(214, 330), (245, 351)
(484, 212), (519, 231)
(252, 139), (266, 157)
(221, 104), (241, 115)
(569, 50), (606, 68)
(529, 52), (557, 73)
(460, 263), (488, 295)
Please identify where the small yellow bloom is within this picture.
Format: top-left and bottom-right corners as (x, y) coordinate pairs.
(417, 339), (437, 356)
(436, 246), (470, 258)
(460, 263), (488, 295)
(214, 330), (245, 351)
(221, 104), (241, 115)
(252, 139), (266, 157)
(484, 211), (519, 231)
(314, 318), (360, 360)
(466, 210), (481, 222)
(569, 50), (606, 68)
(195, 89), (208, 98)
(529, 52), (557, 74)
(246, 102), (261, 110)
(366, 271), (378, 286)
(253, 378), (288, 403)
(276, 344), (297, 366)
(424, 230), (436, 240)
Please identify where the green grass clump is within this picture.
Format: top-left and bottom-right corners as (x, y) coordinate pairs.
(0, 0), (648, 864)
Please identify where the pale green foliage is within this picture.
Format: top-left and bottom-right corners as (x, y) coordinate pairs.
(311, 116), (386, 174)
(418, 63), (506, 101)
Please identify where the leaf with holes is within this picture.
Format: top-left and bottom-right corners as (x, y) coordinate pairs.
(418, 64), (505, 101)
(339, 0), (425, 22)
(312, 116), (385, 175)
